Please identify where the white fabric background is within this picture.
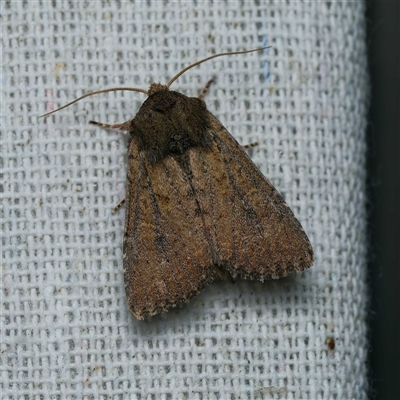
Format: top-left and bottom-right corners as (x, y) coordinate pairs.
(2, 1), (369, 399)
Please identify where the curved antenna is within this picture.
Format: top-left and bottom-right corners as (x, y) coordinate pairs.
(166, 46), (271, 88)
(39, 86), (148, 118)
(40, 47), (271, 118)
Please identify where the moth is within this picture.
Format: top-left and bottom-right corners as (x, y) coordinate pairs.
(41, 48), (313, 320)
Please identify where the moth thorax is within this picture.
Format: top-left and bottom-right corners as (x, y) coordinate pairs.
(148, 83), (169, 96)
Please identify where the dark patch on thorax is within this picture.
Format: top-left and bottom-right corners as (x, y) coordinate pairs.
(130, 90), (213, 164)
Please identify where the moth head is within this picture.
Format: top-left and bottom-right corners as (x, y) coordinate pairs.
(148, 83), (169, 96)
(39, 47), (270, 119)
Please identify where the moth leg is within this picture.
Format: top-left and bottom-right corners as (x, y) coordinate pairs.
(198, 79), (214, 100)
(242, 142), (259, 149)
(112, 198), (125, 214)
(89, 120), (131, 132)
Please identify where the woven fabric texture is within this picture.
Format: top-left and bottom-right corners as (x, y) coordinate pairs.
(2, 1), (369, 399)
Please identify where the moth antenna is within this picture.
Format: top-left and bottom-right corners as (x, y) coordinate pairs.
(166, 46), (271, 89)
(39, 87), (149, 118)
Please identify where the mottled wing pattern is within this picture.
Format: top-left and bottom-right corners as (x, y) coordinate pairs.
(123, 139), (218, 319)
(123, 112), (313, 320)
(189, 112), (314, 281)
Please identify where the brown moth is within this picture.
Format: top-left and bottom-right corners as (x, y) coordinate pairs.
(41, 48), (313, 320)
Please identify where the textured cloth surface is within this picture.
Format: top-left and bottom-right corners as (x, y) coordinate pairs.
(2, 1), (369, 399)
